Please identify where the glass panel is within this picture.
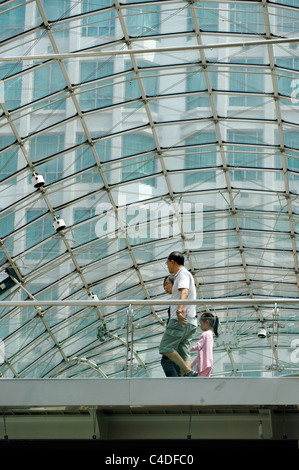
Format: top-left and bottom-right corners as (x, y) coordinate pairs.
(82, 0), (116, 37)
(0, 0), (299, 379)
(229, 3), (265, 34)
(229, 61), (265, 106)
(0, 62), (23, 110)
(32, 63), (67, 109)
(125, 4), (160, 36)
(40, 0), (71, 21)
(0, 1), (27, 41)
(190, 2), (219, 32)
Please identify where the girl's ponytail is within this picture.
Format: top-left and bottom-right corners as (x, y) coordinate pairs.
(213, 315), (219, 337)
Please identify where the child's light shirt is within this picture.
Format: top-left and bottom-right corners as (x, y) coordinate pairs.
(190, 330), (214, 373)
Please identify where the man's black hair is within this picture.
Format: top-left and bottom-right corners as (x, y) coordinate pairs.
(168, 251), (184, 265)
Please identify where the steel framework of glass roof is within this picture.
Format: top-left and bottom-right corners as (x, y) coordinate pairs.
(0, 0), (299, 379)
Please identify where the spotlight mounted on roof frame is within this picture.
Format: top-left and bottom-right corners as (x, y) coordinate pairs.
(88, 293), (99, 301)
(0, 270), (15, 293)
(31, 171), (45, 189)
(0, 259), (20, 294)
(53, 216), (66, 232)
(257, 327), (267, 339)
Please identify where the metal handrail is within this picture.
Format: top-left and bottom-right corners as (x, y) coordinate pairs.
(0, 298), (298, 307)
(0, 298), (298, 377)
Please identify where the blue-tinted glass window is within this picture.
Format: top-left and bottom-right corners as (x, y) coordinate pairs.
(94, 139), (111, 164)
(188, 2), (218, 32)
(275, 2), (299, 35)
(125, 61), (158, 110)
(30, 134), (64, 184)
(227, 130), (263, 181)
(33, 64), (66, 109)
(0, 63), (22, 110)
(276, 58), (299, 99)
(34, 158), (64, 185)
(186, 67), (217, 109)
(229, 3), (264, 34)
(73, 208), (97, 246)
(0, 137), (18, 182)
(229, 60), (264, 107)
(40, 0), (71, 21)
(126, 4), (160, 36)
(0, 210), (15, 238)
(0, 1), (26, 41)
(82, 0), (115, 37)
(75, 134), (103, 185)
(30, 134), (64, 162)
(80, 61), (114, 110)
(26, 210), (59, 260)
(184, 133), (217, 185)
(122, 134), (156, 186)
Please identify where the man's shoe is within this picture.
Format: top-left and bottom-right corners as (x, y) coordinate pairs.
(183, 370), (198, 377)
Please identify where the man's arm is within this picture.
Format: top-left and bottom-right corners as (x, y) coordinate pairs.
(176, 288), (189, 325)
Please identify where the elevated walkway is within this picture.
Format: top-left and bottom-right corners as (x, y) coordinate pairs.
(0, 377), (298, 449)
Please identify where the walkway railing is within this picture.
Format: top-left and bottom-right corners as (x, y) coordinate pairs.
(0, 297), (298, 307)
(1, 298), (298, 377)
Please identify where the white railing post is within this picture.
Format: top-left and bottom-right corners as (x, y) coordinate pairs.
(126, 304), (134, 377)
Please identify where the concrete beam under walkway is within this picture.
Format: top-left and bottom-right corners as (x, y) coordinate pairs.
(0, 378), (298, 443)
(0, 377), (298, 409)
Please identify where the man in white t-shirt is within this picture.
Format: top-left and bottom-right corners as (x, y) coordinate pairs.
(159, 251), (198, 377)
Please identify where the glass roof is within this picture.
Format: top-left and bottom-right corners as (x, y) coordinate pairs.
(0, 0), (299, 379)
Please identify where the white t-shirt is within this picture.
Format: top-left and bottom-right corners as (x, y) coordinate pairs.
(170, 266), (197, 326)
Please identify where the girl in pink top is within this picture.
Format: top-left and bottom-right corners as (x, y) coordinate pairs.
(190, 313), (219, 377)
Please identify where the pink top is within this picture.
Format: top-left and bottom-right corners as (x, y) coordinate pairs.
(190, 330), (214, 373)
